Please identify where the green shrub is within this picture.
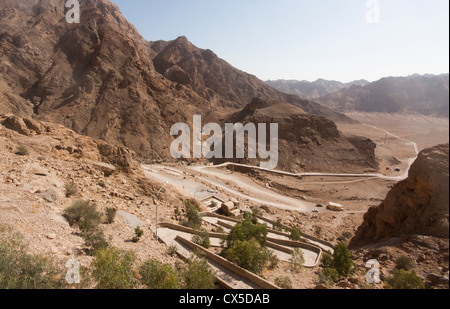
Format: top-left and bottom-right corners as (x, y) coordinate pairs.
(290, 227), (302, 241)
(139, 260), (180, 289)
(179, 256), (216, 289)
(290, 248), (305, 273)
(386, 270), (425, 289)
(225, 238), (270, 275)
(192, 228), (211, 249)
(63, 200), (102, 232)
(15, 145), (29, 156)
(275, 276), (293, 289)
(314, 226), (322, 237)
(394, 255), (416, 271)
(319, 243), (356, 281)
(81, 228), (109, 255)
(64, 182), (78, 197)
(273, 219), (283, 231)
(0, 225), (65, 289)
(318, 268), (340, 286)
(341, 231), (353, 239)
(105, 207), (117, 224)
(320, 253), (334, 269)
(92, 247), (137, 289)
(132, 226), (144, 243)
(225, 216), (268, 249)
(167, 245), (178, 257)
(268, 252), (280, 270)
(182, 200), (202, 229)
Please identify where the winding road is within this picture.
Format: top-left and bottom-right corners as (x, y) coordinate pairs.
(143, 124), (420, 214)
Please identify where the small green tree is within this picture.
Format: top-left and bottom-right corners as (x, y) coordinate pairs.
(225, 238), (270, 275)
(386, 270), (425, 289)
(182, 200), (202, 229)
(332, 242), (357, 278)
(225, 216), (268, 249)
(132, 226), (144, 243)
(290, 227), (302, 241)
(105, 207), (117, 224)
(92, 247), (137, 289)
(139, 260), (180, 289)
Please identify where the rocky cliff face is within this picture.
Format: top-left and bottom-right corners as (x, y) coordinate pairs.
(351, 144), (449, 245)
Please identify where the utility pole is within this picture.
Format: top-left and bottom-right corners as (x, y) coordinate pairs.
(155, 181), (169, 241)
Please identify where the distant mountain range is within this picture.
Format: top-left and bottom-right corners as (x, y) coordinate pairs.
(267, 74), (450, 118)
(265, 79), (370, 100)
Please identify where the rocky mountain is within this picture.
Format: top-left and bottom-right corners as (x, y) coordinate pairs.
(351, 143), (449, 244)
(148, 36), (353, 123)
(266, 79), (370, 100)
(316, 74), (450, 117)
(214, 98), (378, 173)
(0, 0), (369, 173)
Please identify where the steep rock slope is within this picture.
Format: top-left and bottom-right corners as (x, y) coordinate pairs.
(351, 143), (449, 244)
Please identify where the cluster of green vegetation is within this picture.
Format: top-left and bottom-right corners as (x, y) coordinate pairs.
(63, 200), (109, 254)
(385, 255), (424, 289)
(192, 228), (211, 249)
(319, 242), (357, 286)
(15, 145), (29, 156)
(181, 200), (202, 229)
(386, 269), (425, 289)
(0, 225), (66, 289)
(222, 214), (271, 275)
(1, 223), (217, 289)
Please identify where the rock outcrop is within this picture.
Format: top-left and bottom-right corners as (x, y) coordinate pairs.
(351, 144), (449, 245)
(215, 98), (378, 173)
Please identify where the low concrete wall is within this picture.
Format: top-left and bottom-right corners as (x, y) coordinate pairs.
(256, 214), (334, 251)
(159, 222), (226, 239)
(176, 235), (280, 290)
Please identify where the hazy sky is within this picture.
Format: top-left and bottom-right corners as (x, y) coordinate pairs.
(110, 0), (449, 83)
